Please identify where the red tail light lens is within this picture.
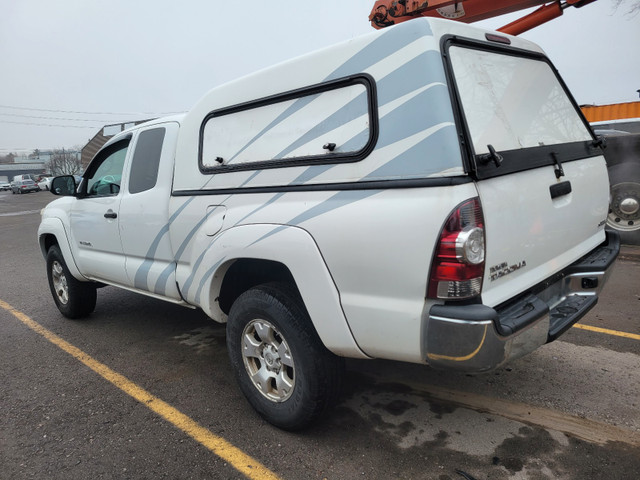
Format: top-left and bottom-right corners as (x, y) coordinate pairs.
(428, 198), (485, 299)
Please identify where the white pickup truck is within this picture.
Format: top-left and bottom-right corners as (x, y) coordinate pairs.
(38, 18), (619, 430)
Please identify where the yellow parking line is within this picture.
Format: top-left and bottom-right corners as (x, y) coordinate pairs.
(0, 300), (281, 480)
(573, 323), (640, 341)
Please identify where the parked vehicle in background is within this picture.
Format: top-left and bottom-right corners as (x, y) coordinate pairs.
(12, 174), (39, 183)
(11, 179), (40, 194)
(591, 119), (640, 245)
(0, 182), (11, 191)
(37, 177), (54, 191)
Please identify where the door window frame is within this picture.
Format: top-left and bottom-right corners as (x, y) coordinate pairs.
(79, 136), (131, 198)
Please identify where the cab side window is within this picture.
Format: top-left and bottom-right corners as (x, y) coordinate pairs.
(85, 143), (129, 197)
(128, 128), (165, 194)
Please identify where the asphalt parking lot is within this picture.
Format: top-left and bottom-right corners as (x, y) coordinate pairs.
(1, 190), (638, 480)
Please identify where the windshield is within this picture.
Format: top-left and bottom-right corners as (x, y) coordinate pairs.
(449, 46), (592, 155)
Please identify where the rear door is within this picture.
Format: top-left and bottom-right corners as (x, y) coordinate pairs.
(118, 122), (182, 300)
(445, 38), (609, 307)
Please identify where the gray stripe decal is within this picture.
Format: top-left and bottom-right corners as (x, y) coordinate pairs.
(273, 93), (368, 160)
(194, 257), (227, 305)
(376, 50), (444, 104)
(376, 83), (452, 150)
(156, 206), (225, 296)
(364, 123), (457, 179)
(183, 171), (261, 257)
(234, 164), (334, 225)
(226, 94), (321, 164)
(222, 22), (433, 168)
(153, 261), (176, 296)
(171, 172), (266, 297)
(137, 172), (261, 294)
(133, 197), (194, 290)
(325, 20), (433, 81)
(272, 50), (445, 164)
(182, 164), (326, 292)
(249, 189), (379, 247)
(181, 236), (222, 296)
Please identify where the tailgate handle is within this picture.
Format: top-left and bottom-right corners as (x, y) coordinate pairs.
(551, 151), (565, 179)
(550, 181), (572, 199)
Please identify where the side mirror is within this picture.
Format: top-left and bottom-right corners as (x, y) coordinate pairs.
(51, 176), (77, 196)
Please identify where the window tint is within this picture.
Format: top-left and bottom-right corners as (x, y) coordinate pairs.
(129, 128), (165, 194)
(86, 144), (128, 197)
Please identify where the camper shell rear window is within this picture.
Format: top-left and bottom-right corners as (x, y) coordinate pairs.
(443, 36), (599, 180)
(199, 74), (378, 174)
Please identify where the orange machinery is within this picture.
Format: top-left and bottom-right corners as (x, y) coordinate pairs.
(369, 0), (597, 35)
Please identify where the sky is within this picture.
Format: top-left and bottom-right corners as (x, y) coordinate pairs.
(1, 0), (638, 153)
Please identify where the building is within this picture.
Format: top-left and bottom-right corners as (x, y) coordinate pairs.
(81, 119), (153, 169)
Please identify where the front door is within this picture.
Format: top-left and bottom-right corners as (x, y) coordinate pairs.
(69, 138), (130, 285)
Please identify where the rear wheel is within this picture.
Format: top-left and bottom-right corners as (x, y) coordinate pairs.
(46, 246), (97, 319)
(226, 283), (343, 430)
(607, 163), (640, 245)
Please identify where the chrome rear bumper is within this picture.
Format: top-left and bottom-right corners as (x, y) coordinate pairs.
(423, 231), (620, 372)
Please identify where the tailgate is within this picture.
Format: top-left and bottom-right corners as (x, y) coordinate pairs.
(477, 155), (609, 307)
(443, 36), (610, 307)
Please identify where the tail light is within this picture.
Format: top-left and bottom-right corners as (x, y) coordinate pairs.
(428, 198), (485, 300)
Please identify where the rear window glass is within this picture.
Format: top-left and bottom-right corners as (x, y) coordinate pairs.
(449, 46), (591, 154)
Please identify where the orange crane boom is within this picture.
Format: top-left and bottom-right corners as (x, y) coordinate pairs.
(369, 0), (597, 35)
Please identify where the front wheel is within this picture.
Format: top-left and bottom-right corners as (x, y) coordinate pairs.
(46, 245), (97, 319)
(226, 283), (343, 430)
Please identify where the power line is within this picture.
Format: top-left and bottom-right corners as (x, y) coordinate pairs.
(0, 112), (133, 123)
(0, 120), (98, 129)
(0, 103), (182, 116)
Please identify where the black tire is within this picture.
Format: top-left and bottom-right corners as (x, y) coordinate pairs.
(46, 245), (97, 319)
(607, 163), (640, 245)
(226, 283), (344, 430)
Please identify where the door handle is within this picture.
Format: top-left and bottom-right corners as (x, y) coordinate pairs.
(550, 181), (572, 199)
(104, 210), (117, 219)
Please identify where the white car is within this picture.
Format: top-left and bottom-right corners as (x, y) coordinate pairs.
(37, 177), (53, 191)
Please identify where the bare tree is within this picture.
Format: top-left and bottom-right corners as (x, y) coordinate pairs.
(613, 0), (640, 16)
(0, 152), (16, 164)
(49, 149), (82, 176)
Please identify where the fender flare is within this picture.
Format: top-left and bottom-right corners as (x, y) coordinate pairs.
(178, 224), (369, 359)
(38, 216), (87, 282)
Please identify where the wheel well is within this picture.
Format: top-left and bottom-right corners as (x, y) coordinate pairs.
(41, 234), (59, 255)
(218, 259), (297, 315)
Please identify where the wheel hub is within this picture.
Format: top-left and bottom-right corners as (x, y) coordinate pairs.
(607, 182), (640, 232)
(262, 345), (281, 371)
(51, 260), (69, 305)
(241, 319), (295, 402)
(619, 197), (639, 216)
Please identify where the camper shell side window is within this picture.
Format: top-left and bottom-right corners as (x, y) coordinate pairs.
(198, 74), (378, 174)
